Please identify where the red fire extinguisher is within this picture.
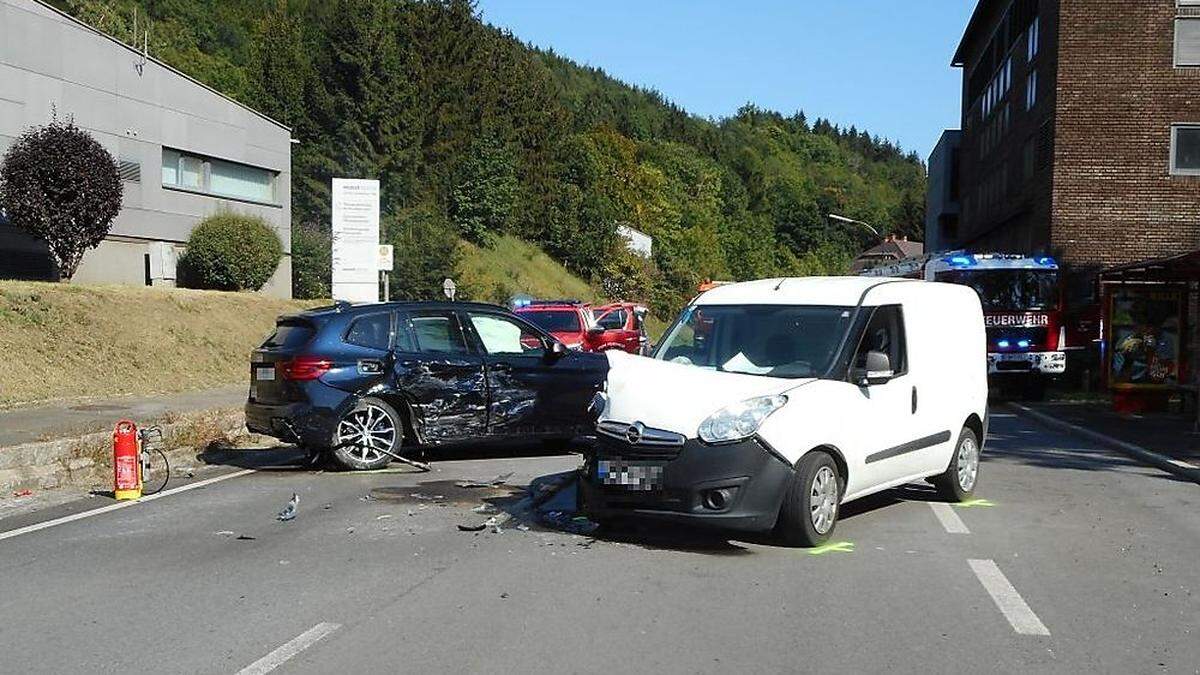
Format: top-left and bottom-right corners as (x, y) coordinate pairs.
(113, 420), (142, 501)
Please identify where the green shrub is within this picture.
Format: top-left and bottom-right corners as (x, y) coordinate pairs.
(290, 222), (331, 299)
(180, 213), (283, 291)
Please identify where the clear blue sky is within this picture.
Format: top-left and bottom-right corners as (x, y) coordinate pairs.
(475, 0), (975, 158)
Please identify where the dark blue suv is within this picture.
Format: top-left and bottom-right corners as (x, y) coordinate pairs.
(245, 301), (608, 470)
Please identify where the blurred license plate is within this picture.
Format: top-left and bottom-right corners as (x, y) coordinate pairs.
(255, 367), (275, 381)
(998, 353), (1029, 362)
(598, 460), (663, 490)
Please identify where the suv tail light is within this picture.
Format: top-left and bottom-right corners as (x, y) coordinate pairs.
(281, 356), (332, 381)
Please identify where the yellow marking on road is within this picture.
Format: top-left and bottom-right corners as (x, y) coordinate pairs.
(954, 498), (996, 508)
(808, 541), (855, 555)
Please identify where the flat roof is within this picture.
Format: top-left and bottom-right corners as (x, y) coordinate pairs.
(695, 276), (917, 307)
(952, 0), (1001, 68)
(29, 0), (290, 132)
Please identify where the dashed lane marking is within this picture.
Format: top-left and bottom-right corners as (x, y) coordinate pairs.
(929, 502), (970, 534)
(808, 541), (854, 555)
(968, 559), (1050, 636)
(0, 469), (257, 543)
(238, 622), (341, 675)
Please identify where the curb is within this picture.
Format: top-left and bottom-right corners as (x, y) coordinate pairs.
(1006, 402), (1200, 485)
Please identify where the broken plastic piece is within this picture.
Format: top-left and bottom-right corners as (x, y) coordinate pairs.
(12, 489), (33, 498)
(277, 493), (299, 521)
(458, 523), (486, 532)
(456, 472), (515, 488)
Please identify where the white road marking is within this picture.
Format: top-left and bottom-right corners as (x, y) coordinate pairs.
(968, 559), (1050, 636)
(238, 622), (341, 675)
(0, 469), (256, 542)
(929, 502), (970, 534)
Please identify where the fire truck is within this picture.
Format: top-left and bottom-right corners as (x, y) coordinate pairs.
(862, 252), (1065, 398)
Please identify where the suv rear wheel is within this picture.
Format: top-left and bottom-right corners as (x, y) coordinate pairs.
(331, 397), (402, 471)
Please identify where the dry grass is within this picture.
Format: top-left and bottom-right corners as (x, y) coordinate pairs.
(0, 281), (317, 406)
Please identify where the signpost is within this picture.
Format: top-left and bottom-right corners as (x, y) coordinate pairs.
(378, 245), (394, 302)
(443, 278), (457, 301)
(331, 178), (380, 303)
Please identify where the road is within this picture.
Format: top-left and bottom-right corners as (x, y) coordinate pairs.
(1, 410), (1198, 673)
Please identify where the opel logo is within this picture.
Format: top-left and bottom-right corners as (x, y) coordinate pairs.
(626, 422), (645, 445)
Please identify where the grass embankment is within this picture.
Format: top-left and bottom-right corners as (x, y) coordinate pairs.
(0, 281), (314, 407)
(456, 235), (669, 338)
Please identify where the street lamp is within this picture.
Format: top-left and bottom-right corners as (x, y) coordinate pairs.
(828, 213), (882, 239)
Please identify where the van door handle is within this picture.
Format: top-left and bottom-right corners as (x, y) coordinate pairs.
(911, 386), (918, 414)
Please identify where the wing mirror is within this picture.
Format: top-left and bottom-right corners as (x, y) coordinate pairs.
(852, 350), (895, 386)
(587, 326), (606, 338)
(546, 340), (569, 361)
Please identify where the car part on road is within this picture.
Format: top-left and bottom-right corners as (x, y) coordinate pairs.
(277, 493), (299, 521)
(932, 427), (980, 502)
(455, 472), (514, 488)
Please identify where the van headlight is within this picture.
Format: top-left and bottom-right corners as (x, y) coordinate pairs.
(698, 395), (787, 444)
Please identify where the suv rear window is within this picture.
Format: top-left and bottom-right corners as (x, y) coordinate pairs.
(261, 321), (314, 350)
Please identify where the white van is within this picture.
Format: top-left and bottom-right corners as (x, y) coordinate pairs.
(581, 276), (988, 546)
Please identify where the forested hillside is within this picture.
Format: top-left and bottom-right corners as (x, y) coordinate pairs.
(58, 0), (926, 315)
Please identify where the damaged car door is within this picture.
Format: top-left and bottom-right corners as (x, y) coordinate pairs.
(462, 310), (606, 436)
(395, 310), (488, 443)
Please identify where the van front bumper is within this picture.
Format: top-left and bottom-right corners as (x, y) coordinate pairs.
(580, 434), (794, 533)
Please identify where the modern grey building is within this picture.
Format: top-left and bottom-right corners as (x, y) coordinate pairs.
(0, 0), (292, 297)
(925, 129), (962, 254)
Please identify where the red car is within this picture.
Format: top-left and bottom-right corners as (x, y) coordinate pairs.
(514, 300), (598, 351)
(591, 303), (650, 355)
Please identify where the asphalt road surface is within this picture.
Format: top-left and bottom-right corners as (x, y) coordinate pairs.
(2, 409), (1199, 674)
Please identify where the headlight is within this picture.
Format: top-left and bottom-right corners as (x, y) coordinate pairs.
(697, 395), (787, 444)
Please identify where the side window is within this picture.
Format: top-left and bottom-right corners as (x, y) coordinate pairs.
(468, 313), (544, 355)
(344, 313), (392, 350)
(596, 309), (627, 330)
(410, 313), (470, 355)
(853, 305), (908, 376)
(393, 313), (416, 353)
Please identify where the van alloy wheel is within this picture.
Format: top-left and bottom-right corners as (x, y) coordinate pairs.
(810, 465), (838, 535)
(336, 404), (398, 464)
(956, 434), (980, 493)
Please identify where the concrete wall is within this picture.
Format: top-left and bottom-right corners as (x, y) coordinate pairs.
(0, 0), (293, 297)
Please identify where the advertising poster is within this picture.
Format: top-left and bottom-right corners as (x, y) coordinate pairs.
(1109, 287), (1183, 387)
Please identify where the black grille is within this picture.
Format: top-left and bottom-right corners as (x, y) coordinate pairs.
(593, 434), (683, 461)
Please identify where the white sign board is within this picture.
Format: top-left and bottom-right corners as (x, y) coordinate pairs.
(331, 178), (381, 303)
(377, 245), (394, 272)
(617, 224), (653, 259)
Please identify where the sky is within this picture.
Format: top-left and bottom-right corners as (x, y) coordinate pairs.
(475, 0), (976, 158)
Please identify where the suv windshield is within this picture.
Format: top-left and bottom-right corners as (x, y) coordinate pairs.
(522, 310), (581, 333)
(937, 269), (1059, 312)
(654, 304), (855, 379)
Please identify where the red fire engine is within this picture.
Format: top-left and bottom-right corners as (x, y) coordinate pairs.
(862, 252), (1066, 398)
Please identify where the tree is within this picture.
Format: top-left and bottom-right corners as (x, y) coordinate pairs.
(0, 118), (123, 279)
(449, 132), (518, 243)
(179, 213), (283, 291)
(291, 222), (331, 299)
(385, 205), (460, 300)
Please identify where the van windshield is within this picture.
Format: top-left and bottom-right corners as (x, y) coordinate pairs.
(654, 305), (855, 379)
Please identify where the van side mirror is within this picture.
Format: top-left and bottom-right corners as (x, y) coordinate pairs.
(852, 350), (894, 386)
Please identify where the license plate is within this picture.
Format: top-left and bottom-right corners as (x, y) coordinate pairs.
(998, 353), (1029, 362)
(255, 366), (275, 381)
(598, 459), (663, 491)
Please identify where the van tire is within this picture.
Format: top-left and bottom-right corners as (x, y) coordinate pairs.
(776, 451), (841, 548)
(330, 397), (403, 471)
(933, 427), (980, 502)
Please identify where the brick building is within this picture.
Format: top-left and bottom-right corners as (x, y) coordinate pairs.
(941, 0), (1200, 293)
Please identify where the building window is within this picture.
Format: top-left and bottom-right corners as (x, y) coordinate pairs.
(161, 148), (278, 204)
(1026, 70), (1038, 110)
(1170, 125), (1200, 175)
(1027, 16), (1039, 62)
(1176, 18), (1200, 66)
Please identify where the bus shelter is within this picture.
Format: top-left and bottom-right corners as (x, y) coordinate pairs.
(1098, 249), (1198, 425)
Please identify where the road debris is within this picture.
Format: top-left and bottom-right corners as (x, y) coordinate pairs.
(376, 514), (393, 520)
(458, 515), (500, 533)
(277, 493), (299, 521)
(359, 494), (376, 502)
(214, 530), (236, 537)
(458, 523), (487, 532)
(12, 489), (33, 498)
(540, 510), (599, 535)
(410, 493), (445, 501)
(472, 504), (498, 514)
(236, 535), (256, 541)
(456, 472), (515, 488)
